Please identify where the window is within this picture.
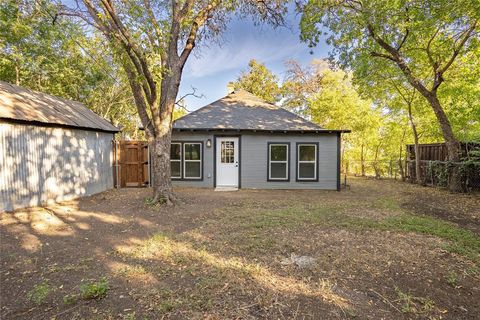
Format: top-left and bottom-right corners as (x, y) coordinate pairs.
(183, 143), (202, 179)
(297, 143), (318, 181)
(170, 142), (203, 180)
(268, 143), (289, 181)
(170, 143), (182, 179)
(221, 141), (235, 163)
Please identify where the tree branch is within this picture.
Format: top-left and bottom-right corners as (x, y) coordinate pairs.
(370, 51), (396, 62)
(367, 23), (432, 98)
(99, 0), (157, 102)
(175, 86), (204, 111)
(437, 20), (477, 77)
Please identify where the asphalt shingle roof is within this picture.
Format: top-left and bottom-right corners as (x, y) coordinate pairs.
(0, 81), (119, 132)
(173, 89), (329, 132)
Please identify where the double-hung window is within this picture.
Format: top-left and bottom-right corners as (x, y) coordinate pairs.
(268, 143), (289, 181)
(183, 143), (202, 179)
(170, 142), (203, 180)
(297, 143), (318, 181)
(170, 143), (182, 179)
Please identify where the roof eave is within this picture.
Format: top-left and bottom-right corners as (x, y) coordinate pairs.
(172, 127), (351, 134)
(0, 117), (120, 133)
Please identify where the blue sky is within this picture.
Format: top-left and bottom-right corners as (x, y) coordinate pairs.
(62, 1), (330, 111)
(180, 9), (331, 110)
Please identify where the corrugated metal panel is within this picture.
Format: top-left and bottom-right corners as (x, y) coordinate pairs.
(0, 122), (114, 212)
(0, 81), (119, 132)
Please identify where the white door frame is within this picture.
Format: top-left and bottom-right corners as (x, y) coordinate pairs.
(215, 136), (240, 188)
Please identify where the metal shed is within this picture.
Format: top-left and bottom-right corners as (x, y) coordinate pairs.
(0, 81), (119, 212)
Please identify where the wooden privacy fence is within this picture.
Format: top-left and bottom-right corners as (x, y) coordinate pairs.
(406, 142), (480, 162)
(113, 140), (150, 188)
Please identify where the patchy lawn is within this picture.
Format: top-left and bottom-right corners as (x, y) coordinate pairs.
(1, 178), (479, 319)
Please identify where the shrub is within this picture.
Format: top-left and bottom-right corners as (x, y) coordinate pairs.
(27, 280), (51, 305)
(80, 277), (109, 300)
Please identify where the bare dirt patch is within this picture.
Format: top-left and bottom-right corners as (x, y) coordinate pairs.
(1, 178), (479, 319)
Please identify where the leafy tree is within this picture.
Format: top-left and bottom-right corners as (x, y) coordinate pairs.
(0, 0), (139, 137)
(282, 59), (329, 113)
(300, 0), (480, 191)
(0, 0), (98, 99)
(75, 0), (286, 203)
(229, 59), (283, 103)
(283, 60), (383, 176)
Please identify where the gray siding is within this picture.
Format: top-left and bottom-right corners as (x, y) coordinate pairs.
(171, 132), (215, 188)
(0, 122), (114, 212)
(241, 133), (338, 189)
(171, 131), (339, 190)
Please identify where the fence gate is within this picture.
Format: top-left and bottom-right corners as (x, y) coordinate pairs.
(113, 140), (149, 188)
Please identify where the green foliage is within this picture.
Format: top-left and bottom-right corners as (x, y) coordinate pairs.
(27, 280), (51, 305)
(426, 161), (450, 187)
(282, 59), (385, 175)
(229, 59), (283, 103)
(445, 270), (458, 288)
(394, 287), (435, 314)
(299, 0), (480, 163)
(80, 278), (109, 300)
(0, 0), (139, 137)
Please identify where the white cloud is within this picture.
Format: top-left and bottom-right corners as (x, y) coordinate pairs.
(184, 23), (308, 78)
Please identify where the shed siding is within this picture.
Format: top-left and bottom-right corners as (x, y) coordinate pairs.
(171, 131), (338, 190)
(0, 122), (114, 212)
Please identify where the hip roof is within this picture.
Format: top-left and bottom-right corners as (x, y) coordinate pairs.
(173, 89), (348, 133)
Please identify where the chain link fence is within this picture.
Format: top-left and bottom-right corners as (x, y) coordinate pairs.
(343, 159), (480, 192)
(407, 160), (480, 191)
(344, 160), (406, 180)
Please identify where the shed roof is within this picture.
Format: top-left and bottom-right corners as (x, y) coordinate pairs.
(0, 81), (119, 132)
(173, 89), (348, 133)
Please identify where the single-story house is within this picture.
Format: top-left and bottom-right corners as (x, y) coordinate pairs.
(171, 89), (349, 190)
(0, 81), (119, 212)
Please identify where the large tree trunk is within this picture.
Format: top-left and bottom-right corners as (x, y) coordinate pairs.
(424, 92), (462, 191)
(150, 118), (175, 204)
(149, 73), (182, 204)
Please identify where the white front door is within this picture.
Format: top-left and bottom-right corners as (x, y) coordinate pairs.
(216, 137), (239, 187)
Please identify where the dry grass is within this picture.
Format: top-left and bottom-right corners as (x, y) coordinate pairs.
(1, 177), (479, 319)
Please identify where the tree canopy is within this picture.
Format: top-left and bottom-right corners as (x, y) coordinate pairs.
(229, 59), (282, 103)
(0, 0), (141, 137)
(299, 0), (480, 190)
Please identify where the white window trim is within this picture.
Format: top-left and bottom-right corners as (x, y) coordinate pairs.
(170, 142), (182, 179)
(183, 142), (202, 179)
(297, 143), (317, 181)
(269, 143), (289, 180)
